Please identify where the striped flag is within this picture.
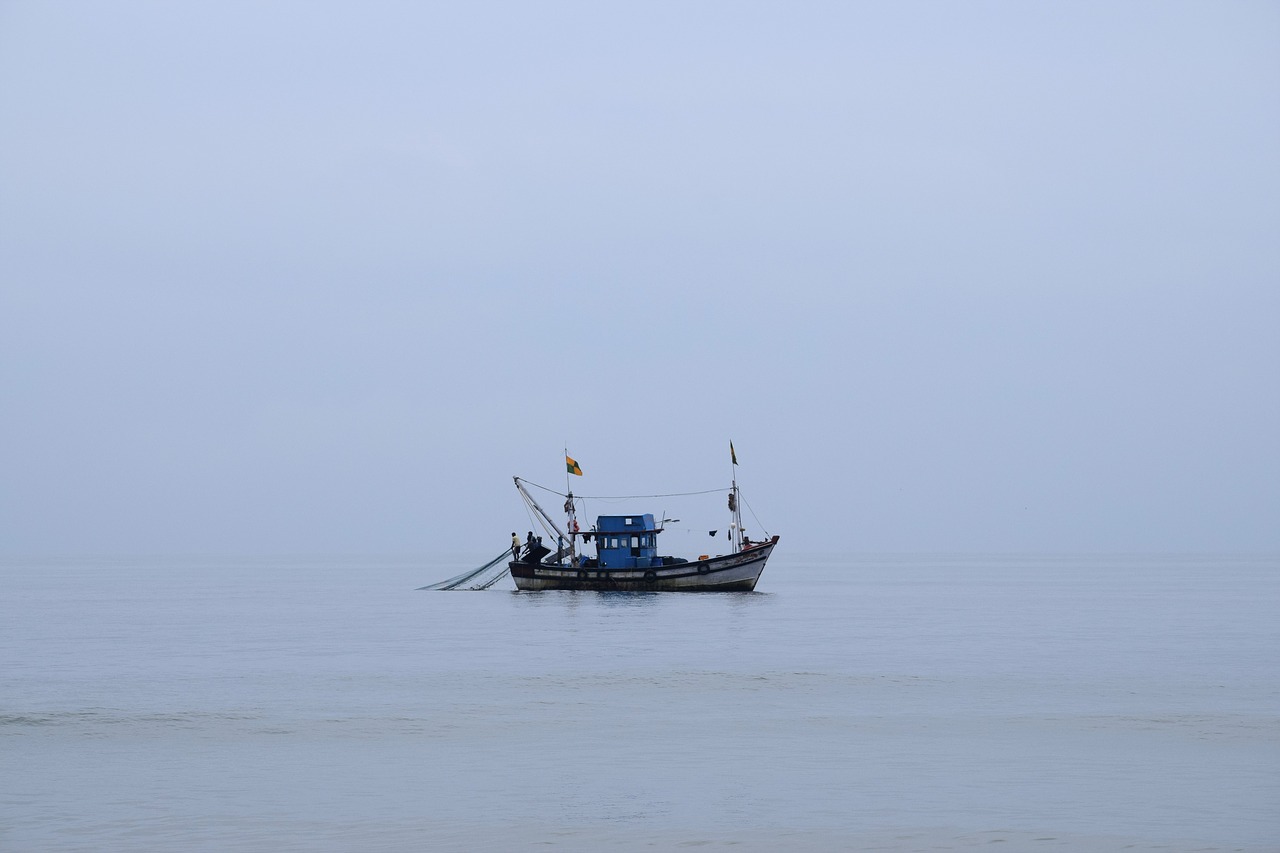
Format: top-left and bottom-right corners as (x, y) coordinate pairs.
(566, 455), (583, 476)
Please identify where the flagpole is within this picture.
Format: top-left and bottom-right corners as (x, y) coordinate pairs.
(564, 446), (578, 561)
(729, 440), (741, 552)
(565, 446), (570, 559)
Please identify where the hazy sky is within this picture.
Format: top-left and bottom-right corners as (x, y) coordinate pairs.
(2, 1), (1277, 556)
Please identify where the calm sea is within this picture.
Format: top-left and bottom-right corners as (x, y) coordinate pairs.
(2, 553), (1276, 852)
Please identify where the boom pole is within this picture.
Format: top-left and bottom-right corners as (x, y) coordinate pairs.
(515, 476), (578, 562)
(514, 477), (561, 542)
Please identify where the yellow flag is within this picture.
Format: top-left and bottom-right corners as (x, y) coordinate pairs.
(730, 441), (738, 466)
(566, 455), (583, 476)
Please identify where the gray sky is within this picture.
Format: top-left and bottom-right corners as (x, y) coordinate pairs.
(2, 1), (1277, 556)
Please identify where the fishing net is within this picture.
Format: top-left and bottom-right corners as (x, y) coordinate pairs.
(417, 550), (512, 591)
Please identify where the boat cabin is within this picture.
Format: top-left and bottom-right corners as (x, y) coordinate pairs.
(594, 514), (660, 568)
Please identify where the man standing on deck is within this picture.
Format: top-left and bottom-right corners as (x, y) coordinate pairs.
(511, 532), (520, 561)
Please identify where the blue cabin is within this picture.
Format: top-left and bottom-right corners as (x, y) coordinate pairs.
(594, 514), (659, 568)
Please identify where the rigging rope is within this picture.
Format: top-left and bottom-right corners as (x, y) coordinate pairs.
(517, 477), (726, 500)
(742, 494), (771, 538)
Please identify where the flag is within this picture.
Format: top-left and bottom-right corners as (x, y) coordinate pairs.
(566, 455), (583, 476)
(730, 441), (738, 466)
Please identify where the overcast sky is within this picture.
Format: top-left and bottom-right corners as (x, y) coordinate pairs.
(1, 1), (1276, 557)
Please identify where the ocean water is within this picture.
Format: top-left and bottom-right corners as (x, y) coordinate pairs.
(2, 553), (1276, 852)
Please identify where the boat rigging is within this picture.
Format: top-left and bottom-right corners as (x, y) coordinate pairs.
(420, 443), (779, 592)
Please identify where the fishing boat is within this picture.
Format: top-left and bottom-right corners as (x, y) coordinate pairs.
(508, 449), (778, 592)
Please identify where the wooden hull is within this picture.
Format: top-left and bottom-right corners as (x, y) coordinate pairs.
(509, 538), (778, 592)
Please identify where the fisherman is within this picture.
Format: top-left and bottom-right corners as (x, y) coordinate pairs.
(511, 532), (521, 561)
(525, 531), (535, 554)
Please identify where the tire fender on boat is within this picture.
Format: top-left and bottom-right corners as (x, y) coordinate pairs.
(697, 564), (710, 574)
(643, 571), (656, 582)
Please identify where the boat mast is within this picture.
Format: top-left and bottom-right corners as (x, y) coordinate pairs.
(729, 440), (743, 552)
(563, 447), (578, 561)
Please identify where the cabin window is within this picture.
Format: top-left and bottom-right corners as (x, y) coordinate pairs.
(630, 536), (639, 549)
(625, 517), (633, 525)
